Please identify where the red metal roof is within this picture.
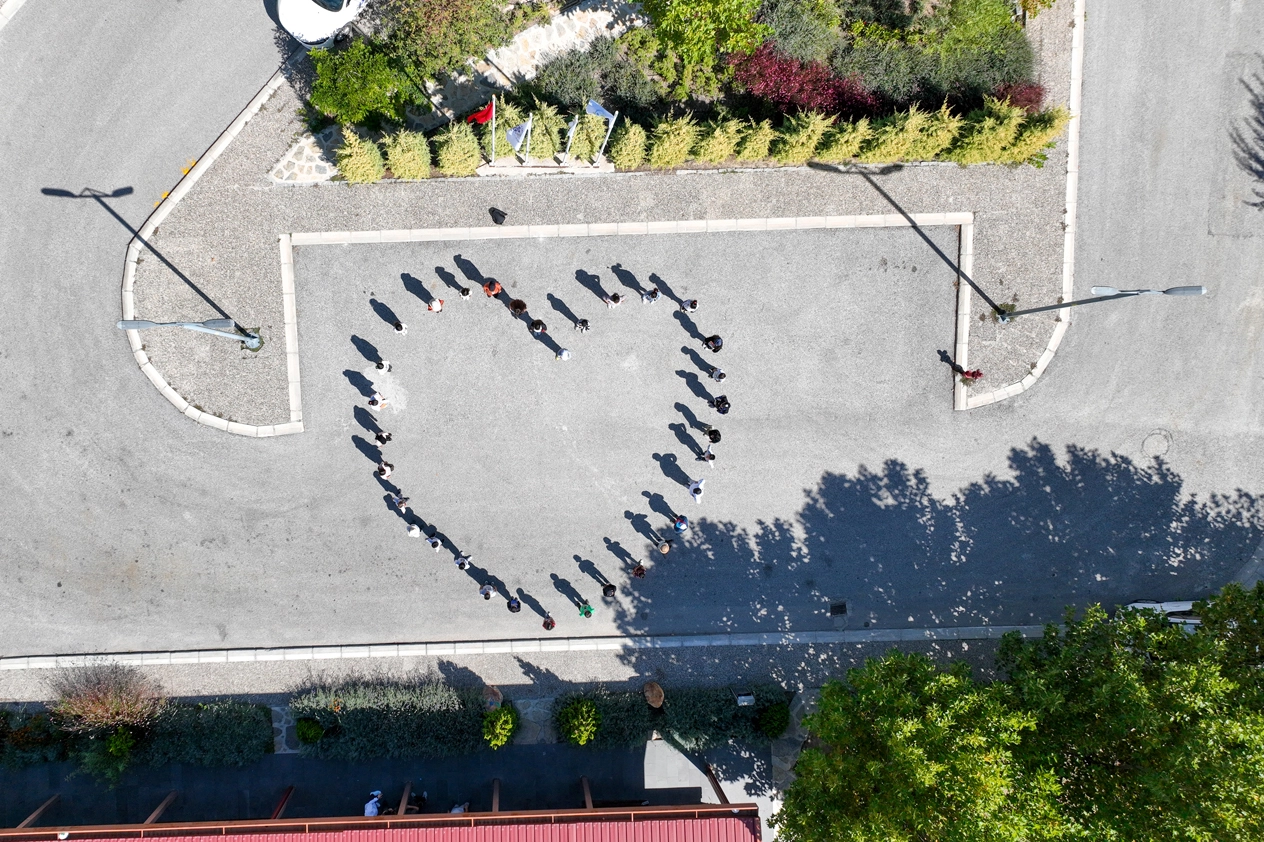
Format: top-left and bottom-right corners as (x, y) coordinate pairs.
(68, 819), (759, 842)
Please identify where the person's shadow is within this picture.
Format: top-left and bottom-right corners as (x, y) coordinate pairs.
(575, 269), (607, 301)
(351, 434), (381, 463)
(667, 422), (701, 456)
(574, 555), (611, 587)
(547, 293), (582, 327)
(680, 345), (711, 374)
(516, 587), (549, 619)
(530, 325), (563, 355)
(435, 266), (465, 294)
(610, 263), (645, 294)
(344, 369), (374, 397)
(653, 453), (692, 487)
(674, 401), (707, 433)
(550, 573), (585, 608)
(402, 272), (433, 305)
(604, 537), (638, 568)
(641, 490), (675, 521)
(624, 511), (659, 543)
(649, 272), (682, 305)
(673, 311), (707, 342)
(353, 405), (382, 435)
(675, 370), (714, 403)
(351, 335), (380, 364)
(454, 253), (485, 283)
(369, 298), (400, 327)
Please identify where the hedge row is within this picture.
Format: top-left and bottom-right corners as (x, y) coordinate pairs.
(333, 97), (1068, 184)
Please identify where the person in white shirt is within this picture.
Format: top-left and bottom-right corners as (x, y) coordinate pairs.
(365, 791), (383, 816)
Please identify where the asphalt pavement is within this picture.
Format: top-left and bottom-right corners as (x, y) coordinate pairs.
(1, 0), (1263, 659)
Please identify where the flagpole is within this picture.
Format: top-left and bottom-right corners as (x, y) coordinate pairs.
(562, 118), (576, 165)
(598, 110), (619, 162)
(491, 98), (496, 165)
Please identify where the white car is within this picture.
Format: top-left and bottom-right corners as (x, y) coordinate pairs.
(1124, 600), (1202, 626)
(277, 0), (368, 49)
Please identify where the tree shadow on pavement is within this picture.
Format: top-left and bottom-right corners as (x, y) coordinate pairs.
(1231, 67), (1264, 209)
(612, 439), (1264, 637)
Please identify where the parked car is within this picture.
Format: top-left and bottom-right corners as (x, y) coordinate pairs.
(1124, 600), (1202, 627)
(277, 0), (368, 49)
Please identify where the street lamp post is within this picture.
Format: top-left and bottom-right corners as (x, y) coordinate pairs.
(998, 286), (1207, 322)
(117, 319), (262, 350)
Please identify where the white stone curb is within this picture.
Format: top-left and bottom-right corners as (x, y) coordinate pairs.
(0, 624), (1047, 670)
(952, 219), (975, 411)
(120, 56), (305, 437)
(279, 234), (303, 425)
(0, 0), (29, 33)
(288, 212), (974, 247)
(962, 0), (1085, 410)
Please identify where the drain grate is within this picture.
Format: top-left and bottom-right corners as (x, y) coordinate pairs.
(829, 601), (847, 617)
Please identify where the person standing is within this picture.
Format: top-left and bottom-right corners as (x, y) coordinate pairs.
(375, 431), (393, 446)
(641, 287), (661, 304)
(575, 318), (590, 333)
(698, 444), (716, 466)
(479, 582), (496, 600)
(407, 524), (422, 538)
(602, 583), (617, 599)
(542, 613), (556, 631)
(507, 596), (522, 613)
(673, 515), (690, 534)
(603, 292), (623, 308)
(529, 319), (547, 335)
(556, 348), (572, 361)
(688, 478), (706, 504)
(393, 321), (407, 335)
(368, 391), (388, 410)
(579, 600), (594, 618)
(455, 553), (471, 570)
(377, 460), (394, 479)
(703, 335), (723, 353)
(632, 564), (647, 579)
(510, 299), (528, 316)
(708, 395), (730, 415)
(658, 539), (673, 555)
(426, 535), (442, 552)
(680, 299), (698, 313)
(484, 280), (502, 297)
(428, 298), (445, 313)
(708, 367), (726, 383)
(365, 791), (384, 817)
(376, 360), (392, 372)
(459, 287), (471, 300)
(390, 494), (410, 513)
(703, 427), (721, 444)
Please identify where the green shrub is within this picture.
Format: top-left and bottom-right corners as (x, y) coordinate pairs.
(377, 0), (519, 82)
(693, 119), (746, 164)
(77, 726), (136, 786)
(2, 711), (66, 768)
(556, 697), (602, 746)
(758, 700), (792, 739)
(642, 0), (772, 67)
(310, 41), (405, 126)
(49, 664), (165, 734)
(736, 119), (777, 160)
(531, 36), (664, 125)
(1020, 0), (1056, 17)
(527, 98), (567, 160)
(436, 121), (484, 176)
(772, 111), (834, 164)
(608, 122), (648, 170)
(140, 702), (273, 767)
(296, 717), (324, 745)
(479, 96), (526, 161)
(760, 0), (841, 63)
(565, 113), (609, 163)
(660, 685), (785, 751)
(998, 106), (1069, 165)
(383, 129), (431, 179)
(814, 118), (871, 162)
(649, 115), (701, 169)
(946, 96), (1025, 165)
(855, 104), (959, 162)
(483, 703), (519, 750)
(336, 130), (386, 183)
(290, 675), (483, 760)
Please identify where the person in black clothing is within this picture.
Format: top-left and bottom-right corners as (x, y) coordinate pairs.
(703, 335), (723, 353)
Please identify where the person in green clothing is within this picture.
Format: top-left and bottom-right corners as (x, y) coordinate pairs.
(579, 600), (594, 618)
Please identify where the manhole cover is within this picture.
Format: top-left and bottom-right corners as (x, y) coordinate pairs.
(1142, 429), (1172, 457)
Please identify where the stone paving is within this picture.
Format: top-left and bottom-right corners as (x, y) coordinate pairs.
(270, 0), (644, 186)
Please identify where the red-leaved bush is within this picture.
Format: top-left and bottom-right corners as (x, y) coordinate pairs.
(730, 44), (878, 117)
(993, 82), (1045, 114)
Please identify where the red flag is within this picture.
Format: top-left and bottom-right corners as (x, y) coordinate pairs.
(466, 100), (495, 124)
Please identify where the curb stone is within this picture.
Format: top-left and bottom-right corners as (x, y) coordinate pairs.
(0, 0), (29, 33)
